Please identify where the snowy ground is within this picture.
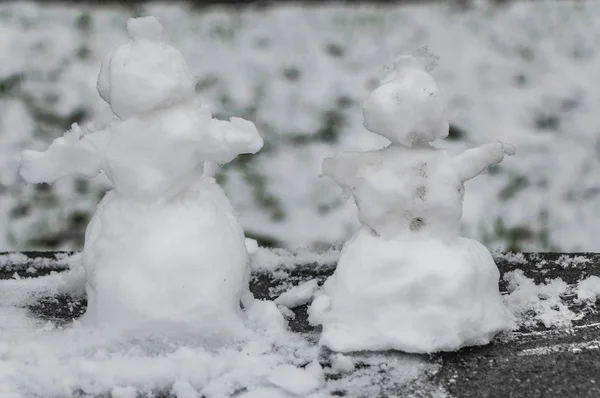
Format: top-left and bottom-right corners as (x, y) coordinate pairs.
(1, 250), (599, 397)
(1, 1), (600, 252)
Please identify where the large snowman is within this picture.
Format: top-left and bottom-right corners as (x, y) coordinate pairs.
(310, 50), (516, 354)
(19, 17), (264, 340)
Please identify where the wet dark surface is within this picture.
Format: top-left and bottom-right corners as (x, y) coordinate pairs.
(1, 251), (599, 397)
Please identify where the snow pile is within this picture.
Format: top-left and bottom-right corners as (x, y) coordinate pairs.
(503, 270), (576, 328)
(577, 275), (600, 302)
(19, 16), (265, 338)
(309, 51), (515, 354)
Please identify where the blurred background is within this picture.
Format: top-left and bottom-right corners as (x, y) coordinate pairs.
(0, 0), (598, 253)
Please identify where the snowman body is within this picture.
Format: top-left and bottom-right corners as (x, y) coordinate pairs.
(81, 104), (251, 338)
(20, 17), (263, 339)
(312, 52), (515, 353)
(336, 146), (463, 240)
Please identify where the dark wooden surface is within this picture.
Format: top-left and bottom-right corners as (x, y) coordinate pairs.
(1, 251), (599, 397)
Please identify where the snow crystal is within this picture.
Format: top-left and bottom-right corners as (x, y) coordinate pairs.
(577, 276), (600, 302)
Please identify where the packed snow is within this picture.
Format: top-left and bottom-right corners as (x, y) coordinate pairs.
(19, 16), (267, 338)
(310, 50), (515, 354)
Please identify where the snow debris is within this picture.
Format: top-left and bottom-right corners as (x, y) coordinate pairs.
(577, 276), (600, 302)
(274, 279), (319, 309)
(330, 354), (354, 373)
(493, 251), (527, 265)
(267, 362), (323, 396)
(504, 270), (577, 328)
(251, 247), (339, 272)
(277, 305), (296, 320)
(557, 254), (591, 268)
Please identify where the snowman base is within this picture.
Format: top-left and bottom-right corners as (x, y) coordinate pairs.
(312, 227), (515, 354)
(80, 177), (254, 341)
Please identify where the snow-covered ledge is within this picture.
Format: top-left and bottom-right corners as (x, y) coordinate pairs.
(1, 249), (599, 397)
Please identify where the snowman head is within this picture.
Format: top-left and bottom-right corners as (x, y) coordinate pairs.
(362, 50), (449, 147)
(96, 16), (196, 120)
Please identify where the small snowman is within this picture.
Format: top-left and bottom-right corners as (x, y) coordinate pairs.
(19, 17), (264, 340)
(309, 48), (516, 354)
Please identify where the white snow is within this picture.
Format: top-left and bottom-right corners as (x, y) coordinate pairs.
(18, 16), (264, 338)
(310, 51), (514, 354)
(557, 254), (591, 268)
(250, 246), (339, 273)
(577, 275), (600, 302)
(267, 362), (323, 396)
(492, 251), (528, 265)
(503, 270), (577, 328)
(330, 354), (354, 373)
(274, 279), (319, 308)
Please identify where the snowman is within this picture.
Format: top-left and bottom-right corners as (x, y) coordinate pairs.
(309, 49), (516, 354)
(19, 17), (264, 341)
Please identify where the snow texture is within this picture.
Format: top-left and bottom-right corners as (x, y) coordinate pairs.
(503, 270), (576, 328)
(577, 275), (600, 302)
(274, 279), (319, 308)
(330, 354), (354, 373)
(310, 51), (515, 353)
(18, 16), (265, 338)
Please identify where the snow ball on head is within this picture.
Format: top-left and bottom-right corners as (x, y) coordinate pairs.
(362, 47), (449, 147)
(96, 16), (196, 120)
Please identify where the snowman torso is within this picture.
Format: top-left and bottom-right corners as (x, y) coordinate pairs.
(82, 105), (251, 336)
(103, 103), (207, 200)
(352, 146), (463, 240)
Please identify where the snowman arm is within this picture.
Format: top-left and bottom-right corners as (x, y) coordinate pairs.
(451, 142), (508, 182)
(195, 116), (264, 163)
(322, 152), (371, 188)
(20, 124), (110, 184)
